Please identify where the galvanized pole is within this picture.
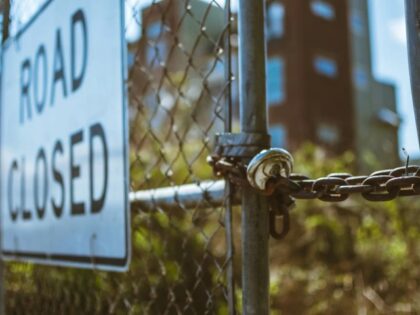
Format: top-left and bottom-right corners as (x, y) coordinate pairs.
(224, 0), (236, 314)
(238, 0), (270, 314)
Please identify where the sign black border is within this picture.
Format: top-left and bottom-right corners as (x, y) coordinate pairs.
(0, 0), (130, 270)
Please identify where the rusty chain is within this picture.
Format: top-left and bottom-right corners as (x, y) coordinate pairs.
(208, 155), (420, 239)
(208, 156), (420, 202)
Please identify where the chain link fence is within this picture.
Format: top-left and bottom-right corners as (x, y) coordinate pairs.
(4, 1), (420, 314)
(2, 0), (237, 314)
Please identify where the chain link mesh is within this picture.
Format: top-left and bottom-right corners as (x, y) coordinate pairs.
(5, 1), (418, 314)
(2, 0), (236, 314)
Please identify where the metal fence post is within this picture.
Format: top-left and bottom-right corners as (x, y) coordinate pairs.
(238, 0), (270, 314)
(224, 0), (236, 314)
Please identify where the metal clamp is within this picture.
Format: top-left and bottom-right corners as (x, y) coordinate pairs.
(213, 132), (271, 159)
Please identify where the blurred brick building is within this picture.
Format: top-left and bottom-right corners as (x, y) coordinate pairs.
(265, 0), (400, 169)
(135, 0), (400, 170)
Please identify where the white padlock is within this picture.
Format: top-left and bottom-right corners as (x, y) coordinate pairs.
(246, 148), (294, 191)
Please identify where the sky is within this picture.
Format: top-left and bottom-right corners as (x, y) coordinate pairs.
(11, 0), (420, 158)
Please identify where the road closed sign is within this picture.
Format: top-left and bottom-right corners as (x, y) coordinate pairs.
(1, 0), (129, 270)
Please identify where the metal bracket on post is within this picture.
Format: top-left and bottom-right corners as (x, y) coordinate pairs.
(209, 133), (270, 187)
(213, 132), (271, 159)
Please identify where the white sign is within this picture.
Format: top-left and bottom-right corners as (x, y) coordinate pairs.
(1, 0), (129, 271)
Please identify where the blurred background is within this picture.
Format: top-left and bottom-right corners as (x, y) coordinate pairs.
(3, 0), (420, 314)
(8, 0), (419, 168)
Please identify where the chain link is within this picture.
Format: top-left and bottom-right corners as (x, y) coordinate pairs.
(209, 156), (420, 202)
(5, 0), (235, 313)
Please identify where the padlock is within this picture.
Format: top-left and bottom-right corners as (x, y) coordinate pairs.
(246, 148), (294, 191)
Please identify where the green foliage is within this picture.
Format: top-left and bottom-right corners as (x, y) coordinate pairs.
(6, 143), (420, 314)
(6, 206), (227, 315)
(267, 144), (420, 314)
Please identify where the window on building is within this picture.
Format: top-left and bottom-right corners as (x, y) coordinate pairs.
(270, 124), (287, 148)
(266, 56), (286, 105)
(377, 108), (400, 128)
(353, 67), (369, 89)
(310, 0), (335, 21)
(317, 123), (339, 145)
(313, 55), (338, 78)
(267, 2), (285, 39)
(146, 21), (163, 40)
(350, 11), (365, 35)
(127, 51), (135, 68)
